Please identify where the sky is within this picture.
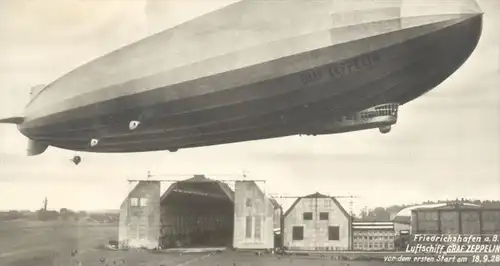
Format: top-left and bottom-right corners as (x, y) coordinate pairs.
(0, 0), (499, 214)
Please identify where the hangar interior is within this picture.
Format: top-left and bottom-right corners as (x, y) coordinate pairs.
(159, 175), (235, 248)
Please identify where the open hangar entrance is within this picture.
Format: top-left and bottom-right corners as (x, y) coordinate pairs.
(119, 174), (280, 250)
(159, 175), (235, 248)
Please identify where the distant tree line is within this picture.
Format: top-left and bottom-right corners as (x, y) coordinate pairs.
(355, 199), (500, 221)
(0, 208), (119, 223)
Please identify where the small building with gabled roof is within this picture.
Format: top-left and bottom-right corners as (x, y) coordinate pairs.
(283, 192), (352, 251)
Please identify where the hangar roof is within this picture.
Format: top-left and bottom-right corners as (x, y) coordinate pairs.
(160, 175), (234, 204)
(283, 192), (351, 219)
(392, 202), (481, 224)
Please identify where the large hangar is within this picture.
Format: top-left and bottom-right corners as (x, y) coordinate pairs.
(118, 175), (281, 250)
(410, 203), (499, 235)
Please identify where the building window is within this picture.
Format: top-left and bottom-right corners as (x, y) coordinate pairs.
(245, 216), (252, 238)
(130, 198), (139, 207)
(292, 226), (304, 240)
(140, 198), (148, 207)
(254, 216), (261, 239)
(319, 212), (329, 220)
(328, 226), (340, 240)
(303, 212), (313, 220)
(246, 198), (252, 207)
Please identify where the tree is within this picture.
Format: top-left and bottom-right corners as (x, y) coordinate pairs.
(372, 207), (390, 221)
(59, 208), (75, 220)
(359, 206), (369, 220)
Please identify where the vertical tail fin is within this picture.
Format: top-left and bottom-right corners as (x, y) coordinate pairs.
(30, 84), (46, 100)
(0, 84), (49, 156)
(27, 139), (49, 156)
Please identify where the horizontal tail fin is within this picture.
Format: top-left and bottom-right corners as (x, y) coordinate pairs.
(0, 116), (24, 124)
(27, 139), (49, 156)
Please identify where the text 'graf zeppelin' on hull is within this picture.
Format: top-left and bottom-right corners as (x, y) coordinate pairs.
(300, 52), (381, 86)
(0, 0), (482, 155)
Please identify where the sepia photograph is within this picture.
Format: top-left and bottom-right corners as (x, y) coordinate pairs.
(0, 0), (499, 265)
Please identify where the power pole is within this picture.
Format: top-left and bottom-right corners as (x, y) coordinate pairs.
(43, 197), (48, 211)
(349, 197), (354, 217)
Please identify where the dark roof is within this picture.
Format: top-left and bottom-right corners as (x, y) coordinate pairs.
(284, 192), (351, 219)
(393, 216), (411, 225)
(352, 220), (394, 224)
(183, 174), (210, 182)
(269, 197), (281, 210)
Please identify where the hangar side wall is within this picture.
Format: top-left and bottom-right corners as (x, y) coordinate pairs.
(118, 181), (161, 249)
(118, 203), (128, 247)
(233, 181), (274, 249)
(411, 209), (500, 235)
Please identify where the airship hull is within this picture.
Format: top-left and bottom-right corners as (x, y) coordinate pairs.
(16, 0), (483, 154)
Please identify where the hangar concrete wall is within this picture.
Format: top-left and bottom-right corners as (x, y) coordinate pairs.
(233, 181), (275, 250)
(118, 181), (161, 249)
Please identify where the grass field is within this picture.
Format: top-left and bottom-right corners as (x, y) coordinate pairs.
(1, 219), (498, 266)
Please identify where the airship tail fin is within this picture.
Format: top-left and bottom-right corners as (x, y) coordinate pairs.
(30, 84), (46, 99)
(27, 139), (48, 156)
(0, 116), (24, 124)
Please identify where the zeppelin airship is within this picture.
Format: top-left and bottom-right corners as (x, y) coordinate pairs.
(0, 0), (483, 156)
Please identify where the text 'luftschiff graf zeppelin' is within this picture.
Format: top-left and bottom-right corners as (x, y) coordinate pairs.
(384, 234), (500, 263)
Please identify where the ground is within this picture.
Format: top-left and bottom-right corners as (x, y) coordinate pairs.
(1, 219), (498, 266)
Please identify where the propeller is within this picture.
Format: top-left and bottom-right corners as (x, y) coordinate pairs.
(70, 156), (82, 165)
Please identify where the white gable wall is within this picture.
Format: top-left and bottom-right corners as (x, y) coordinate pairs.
(284, 197), (350, 251)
